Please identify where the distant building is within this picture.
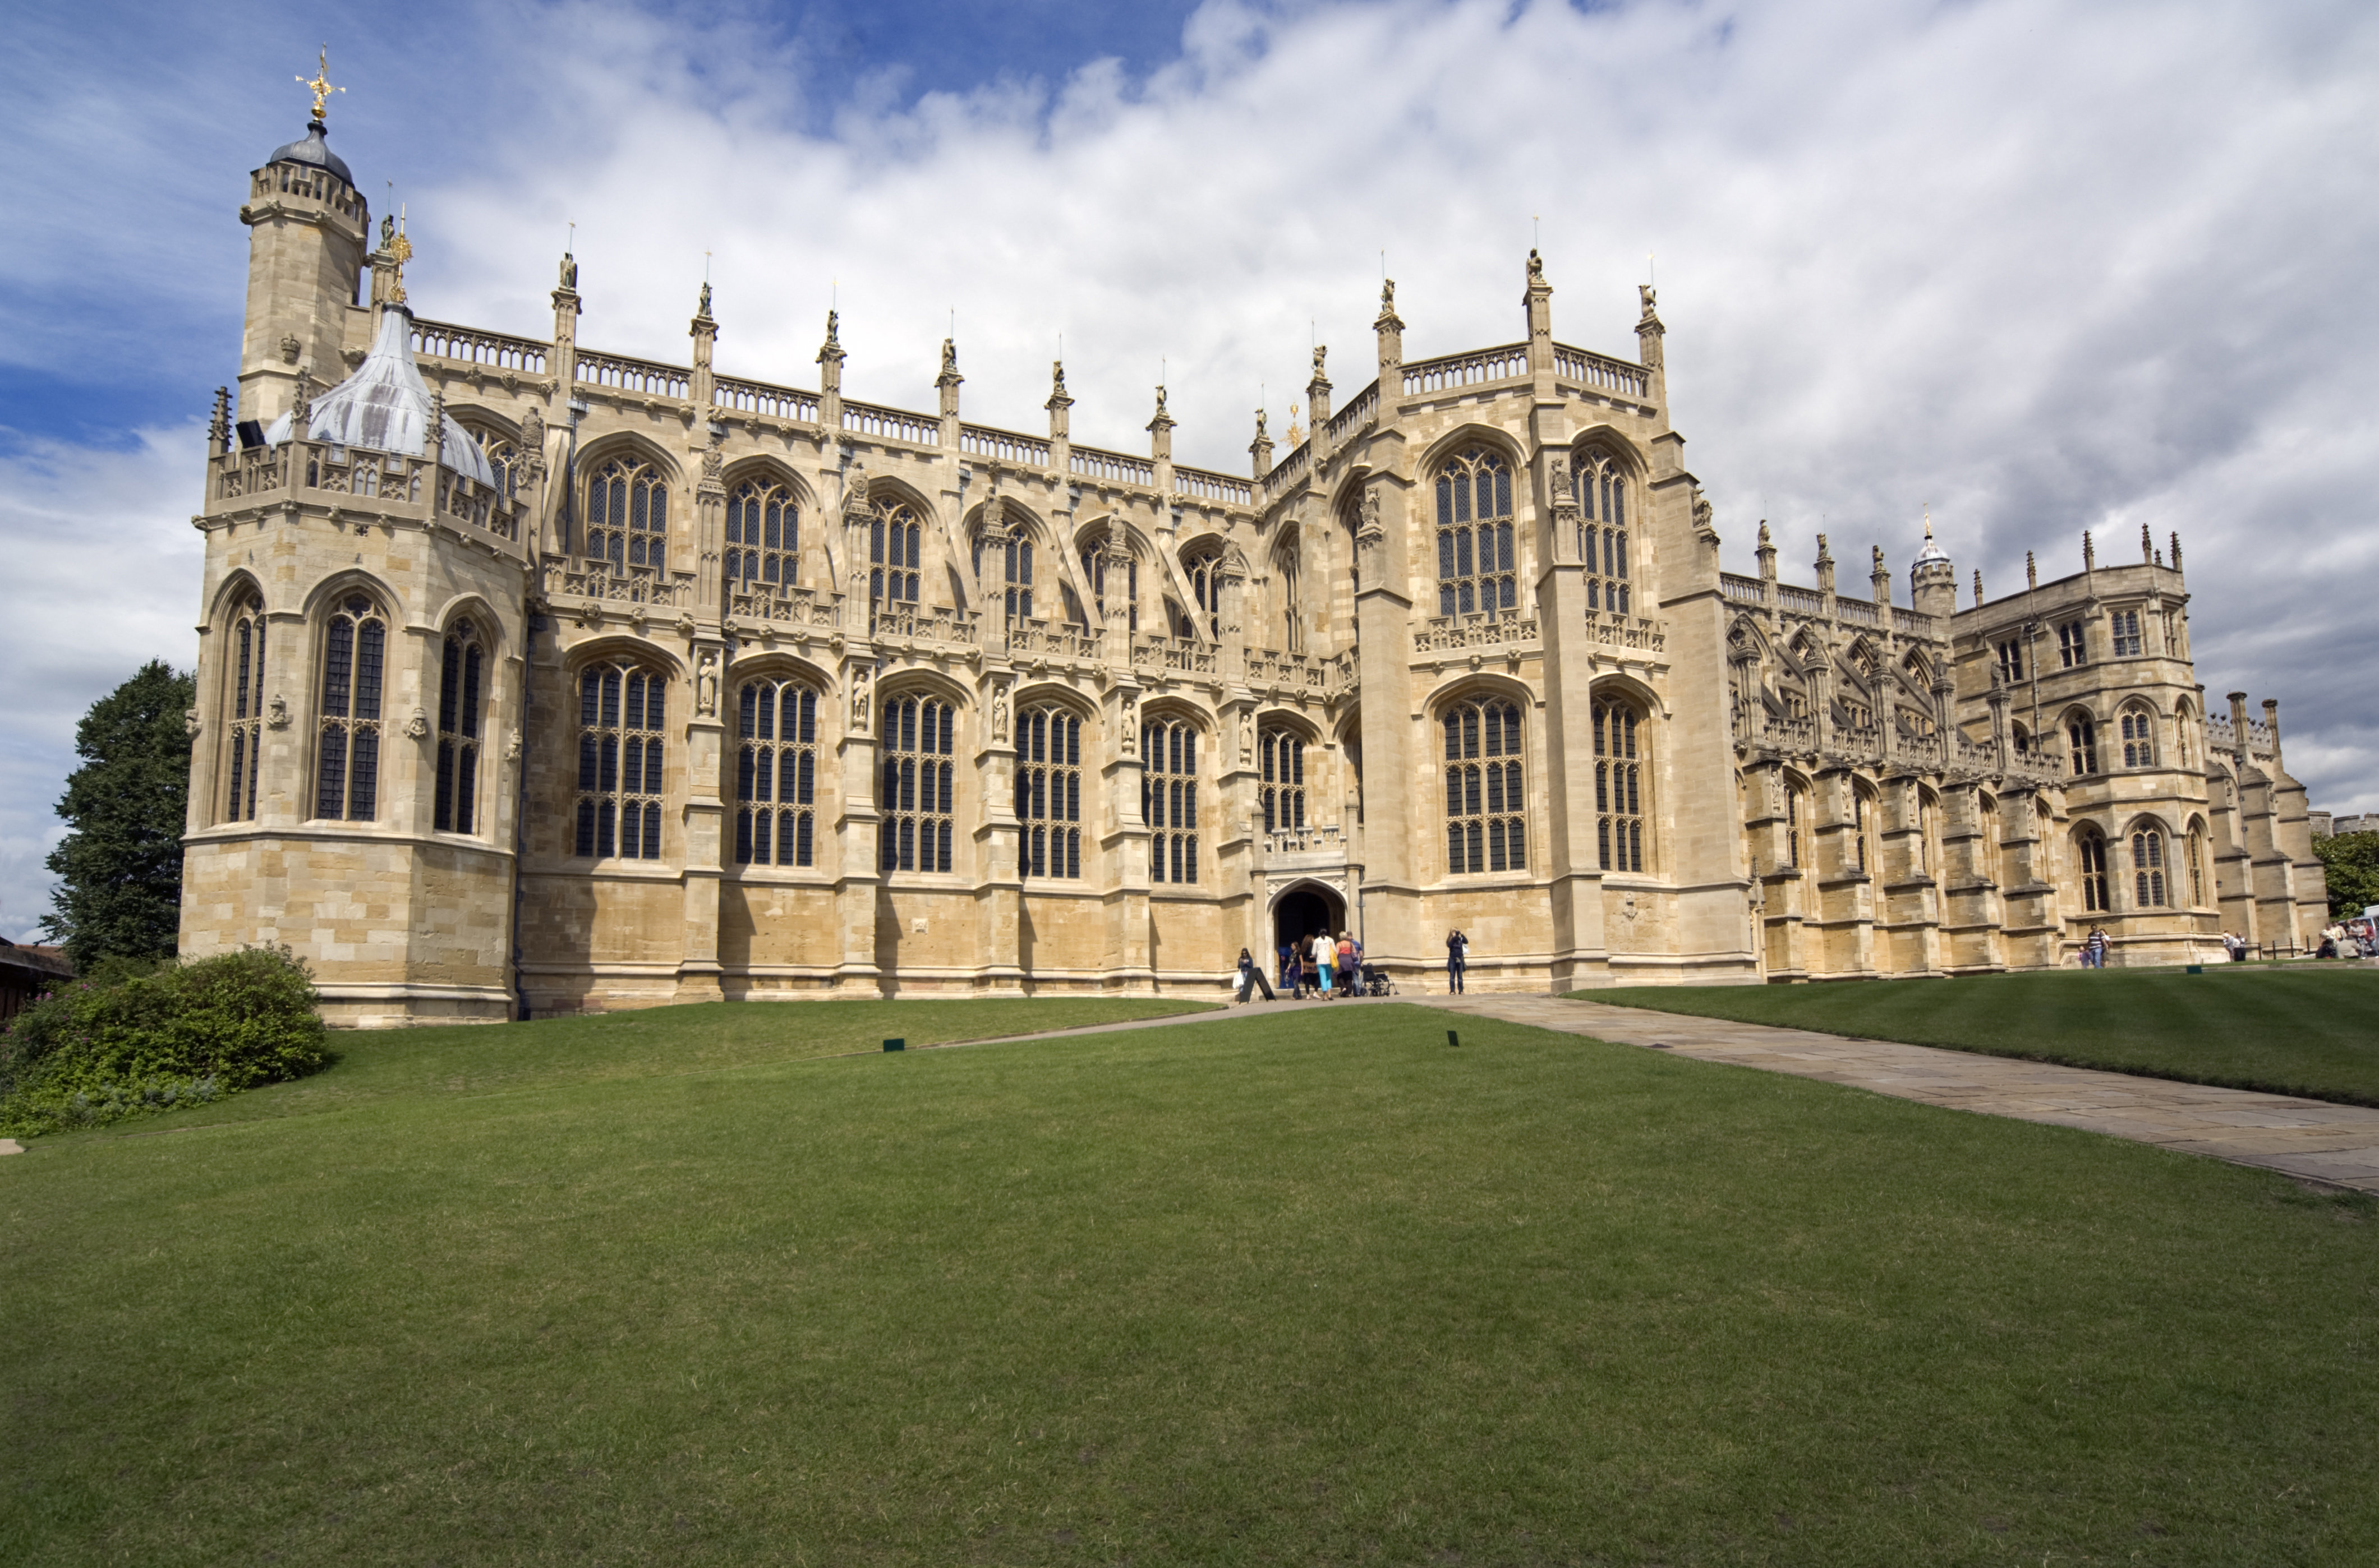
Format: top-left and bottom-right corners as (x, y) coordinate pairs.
(2312, 813), (2378, 839)
(0, 938), (74, 1024)
(178, 108), (2329, 1025)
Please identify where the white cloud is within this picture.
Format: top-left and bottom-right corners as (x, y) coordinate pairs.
(0, 426), (207, 940)
(6, 0), (2376, 945)
(406, 0), (2379, 810)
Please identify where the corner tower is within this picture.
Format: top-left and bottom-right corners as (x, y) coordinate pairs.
(235, 64), (370, 428)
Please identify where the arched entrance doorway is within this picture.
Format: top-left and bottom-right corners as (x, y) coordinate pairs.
(1272, 883), (1346, 961)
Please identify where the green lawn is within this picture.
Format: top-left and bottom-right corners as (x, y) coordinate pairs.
(5, 1000), (2377, 1565)
(1577, 966), (2379, 1107)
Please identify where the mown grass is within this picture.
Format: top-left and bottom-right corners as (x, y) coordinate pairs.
(4, 1000), (2377, 1565)
(1579, 965), (2379, 1106)
(132, 995), (1218, 1129)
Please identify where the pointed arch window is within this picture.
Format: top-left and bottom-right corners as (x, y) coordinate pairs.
(1017, 705), (1082, 879)
(1260, 728), (1305, 833)
(1143, 717), (1200, 883)
(473, 431), (522, 500)
(1592, 698), (1643, 874)
(1574, 453), (1631, 613)
(1786, 779), (1805, 869)
(1184, 548), (1222, 640)
(735, 679), (818, 868)
(2079, 830), (2111, 912)
(2187, 828), (2207, 905)
(1082, 537), (1139, 631)
(433, 621), (485, 834)
(1435, 448), (1516, 617)
(2132, 828), (2166, 907)
(2068, 714), (2100, 775)
(974, 531), (1033, 621)
(586, 456), (668, 573)
(870, 497), (922, 605)
(2120, 707), (2156, 768)
(1444, 697), (1526, 875)
(315, 593), (385, 821)
(1278, 543), (1303, 653)
(574, 662), (666, 860)
(725, 478), (799, 594)
(881, 694), (955, 873)
(222, 591), (267, 823)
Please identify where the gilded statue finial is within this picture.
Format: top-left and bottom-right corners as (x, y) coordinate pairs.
(296, 45), (343, 124)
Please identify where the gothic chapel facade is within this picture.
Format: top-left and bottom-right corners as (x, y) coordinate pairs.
(181, 114), (2329, 1025)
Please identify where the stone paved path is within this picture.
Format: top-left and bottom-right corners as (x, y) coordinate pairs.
(951, 988), (2379, 1196)
(1420, 993), (2379, 1196)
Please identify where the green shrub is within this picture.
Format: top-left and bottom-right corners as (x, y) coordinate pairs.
(0, 946), (330, 1136)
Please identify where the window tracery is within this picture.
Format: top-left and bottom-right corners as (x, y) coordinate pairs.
(2109, 609), (2144, 657)
(1444, 696), (1526, 875)
(586, 456), (668, 573)
(881, 694), (955, 873)
(2119, 707), (2156, 768)
(1081, 532), (1138, 631)
(2079, 829), (2111, 912)
(736, 679), (818, 868)
(575, 662), (666, 860)
(1435, 448), (1516, 616)
(871, 497), (922, 605)
(1260, 728), (1305, 833)
(1184, 547), (1222, 640)
(223, 591), (266, 823)
(2132, 828), (2166, 907)
(434, 621), (484, 834)
(475, 431), (522, 500)
(725, 478), (799, 593)
(1016, 705), (1082, 879)
(2068, 714), (2100, 774)
(974, 531), (1034, 621)
(1143, 717), (1200, 884)
(315, 593), (385, 822)
(1592, 699), (1642, 874)
(1574, 452), (1630, 612)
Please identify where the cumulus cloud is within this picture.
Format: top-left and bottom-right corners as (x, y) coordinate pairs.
(407, 0), (2378, 809)
(4, 0), (2375, 931)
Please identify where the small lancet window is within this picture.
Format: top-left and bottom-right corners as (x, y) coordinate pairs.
(223, 591), (268, 823)
(433, 621), (485, 834)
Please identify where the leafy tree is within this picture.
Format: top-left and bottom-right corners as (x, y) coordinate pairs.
(2316, 831), (2379, 918)
(39, 661), (195, 969)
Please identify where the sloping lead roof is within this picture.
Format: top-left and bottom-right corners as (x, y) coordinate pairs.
(269, 120), (354, 186)
(267, 307), (498, 487)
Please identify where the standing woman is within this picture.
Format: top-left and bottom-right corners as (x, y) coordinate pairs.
(1313, 930), (1335, 998)
(1336, 931), (1356, 996)
(1446, 928), (1469, 994)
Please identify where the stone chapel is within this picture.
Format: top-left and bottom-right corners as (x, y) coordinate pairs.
(180, 110), (2330, 1025)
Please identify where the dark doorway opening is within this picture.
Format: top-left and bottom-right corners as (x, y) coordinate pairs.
(1272, 886), (1345, 963)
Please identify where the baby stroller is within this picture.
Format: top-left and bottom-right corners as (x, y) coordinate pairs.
(1360, 963), (1395, 997)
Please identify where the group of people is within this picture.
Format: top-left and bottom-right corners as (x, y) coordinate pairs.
(1235, 931), (1366, 1002)
(1231, 925), (1479, 1002)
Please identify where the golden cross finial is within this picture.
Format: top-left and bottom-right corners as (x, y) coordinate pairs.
(297, 45), (343, 122)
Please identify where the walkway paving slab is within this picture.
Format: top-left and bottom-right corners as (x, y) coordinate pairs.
(1416, 993), (2379, 1196)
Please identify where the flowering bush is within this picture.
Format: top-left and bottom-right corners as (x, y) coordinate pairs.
(0, 946), (330, 1135)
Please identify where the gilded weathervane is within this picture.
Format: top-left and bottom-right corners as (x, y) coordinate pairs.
(296, 46), (344, 123)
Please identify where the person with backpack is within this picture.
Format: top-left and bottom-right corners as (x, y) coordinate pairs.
(1446, 928), (1469, 993)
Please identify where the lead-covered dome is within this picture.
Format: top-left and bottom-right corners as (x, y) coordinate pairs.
(268, 119), (353, 186)
(266, 306), (498, 487)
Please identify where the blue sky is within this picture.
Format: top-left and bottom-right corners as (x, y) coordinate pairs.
(3, 0), (2376, 939)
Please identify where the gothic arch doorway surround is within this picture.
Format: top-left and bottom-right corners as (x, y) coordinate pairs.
(1271, 880), (1346, 959)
